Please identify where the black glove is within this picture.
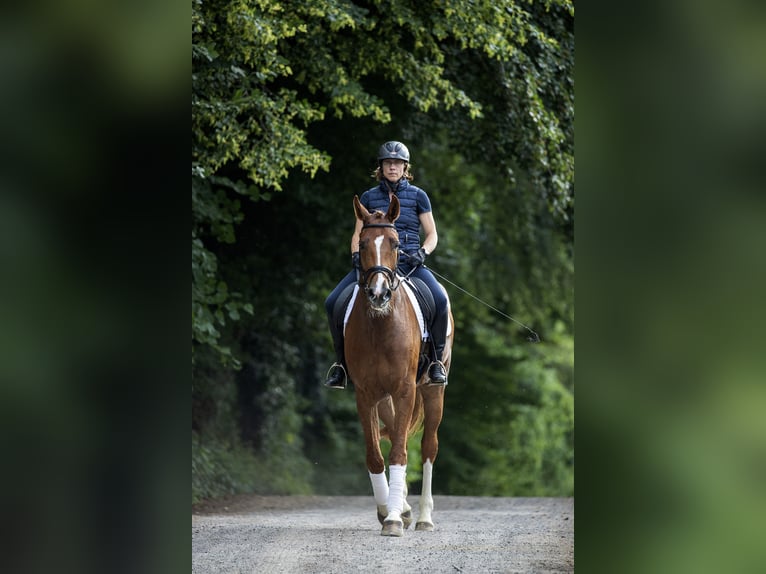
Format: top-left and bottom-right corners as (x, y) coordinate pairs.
(407, 248), (427, 266)
(351, 251), (361, 269)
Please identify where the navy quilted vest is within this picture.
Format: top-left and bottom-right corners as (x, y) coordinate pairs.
(359, 179), (432, 253)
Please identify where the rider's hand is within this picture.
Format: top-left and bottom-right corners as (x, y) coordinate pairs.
(351, 251), (361, 269)
(408, 248), (427, 266)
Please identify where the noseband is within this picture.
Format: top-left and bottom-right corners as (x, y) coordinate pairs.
(359, 223), (400, 292)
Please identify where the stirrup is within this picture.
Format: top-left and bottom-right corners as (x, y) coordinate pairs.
(427, 360), (448, 386)
(324, 362), (347, 389)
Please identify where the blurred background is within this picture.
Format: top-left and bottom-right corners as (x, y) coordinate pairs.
(2, 0), (764, 573)
(576, 0), (766, 572)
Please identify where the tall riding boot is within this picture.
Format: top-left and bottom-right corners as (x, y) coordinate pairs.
(324, 320), (347, 389)
(427, 309), (449, 385)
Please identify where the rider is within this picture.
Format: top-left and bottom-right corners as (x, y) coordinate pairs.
(323, 140), (450, 389)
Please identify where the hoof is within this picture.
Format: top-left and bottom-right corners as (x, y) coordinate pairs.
(415, 521), (434, 531)
(381, 520), (404, 537)
(401, 510), (413, 530)
(377, 511), (386, 525)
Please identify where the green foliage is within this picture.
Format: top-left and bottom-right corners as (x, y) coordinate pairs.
(192, 430), (314, 504)
(192, 339), (315, 503)
(303, 390), (371, 494)
(191, 432), (259, 503)
(439, 325), (573, 496)
(192, 0), (574, 361)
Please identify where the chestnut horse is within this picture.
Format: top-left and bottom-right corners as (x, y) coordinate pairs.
(345, 194), (453, 537)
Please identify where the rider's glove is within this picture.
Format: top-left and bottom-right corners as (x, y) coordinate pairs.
(351, 251), (361, 269)
(407, 248), (427, 266)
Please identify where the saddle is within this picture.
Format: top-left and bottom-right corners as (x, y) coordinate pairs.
(333, 275), (437, 382)
(403, 276), (436, 382)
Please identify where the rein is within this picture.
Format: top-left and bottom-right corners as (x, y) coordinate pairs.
(426, 265), (541, 343)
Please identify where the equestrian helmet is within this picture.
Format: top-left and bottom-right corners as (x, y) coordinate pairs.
(378, 141), (410, 163)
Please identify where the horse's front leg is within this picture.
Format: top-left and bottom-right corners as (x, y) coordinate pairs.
(381, 385), (416, 537)
(357, 397), (389, 524)
(377, 475), (412, 530)
(375, 398), (413, 529)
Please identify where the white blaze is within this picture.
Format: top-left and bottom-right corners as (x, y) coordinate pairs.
(372, 235), (386, 296)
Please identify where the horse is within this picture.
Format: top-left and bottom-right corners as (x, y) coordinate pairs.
(345, 194), (454, 537)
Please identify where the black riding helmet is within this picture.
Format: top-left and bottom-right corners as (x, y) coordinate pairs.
(378, 141), (410, 163)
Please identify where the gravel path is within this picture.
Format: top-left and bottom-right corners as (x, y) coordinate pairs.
(192, 495), (573, 573)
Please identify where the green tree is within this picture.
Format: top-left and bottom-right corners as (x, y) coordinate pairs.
(192, 0), (573, 361)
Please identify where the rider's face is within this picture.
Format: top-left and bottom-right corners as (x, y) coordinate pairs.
(381, 159), (406, 183)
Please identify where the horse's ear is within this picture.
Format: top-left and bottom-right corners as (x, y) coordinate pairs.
(386, 195), (400, 223)
(353, 195), (370, 221)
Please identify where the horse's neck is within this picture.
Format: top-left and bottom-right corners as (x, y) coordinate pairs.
(348, 289), (421, 362)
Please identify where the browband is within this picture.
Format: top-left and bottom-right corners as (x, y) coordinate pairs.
(362, 223), (397, 229)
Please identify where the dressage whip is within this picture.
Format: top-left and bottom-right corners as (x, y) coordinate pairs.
(423, 265), (541, 343)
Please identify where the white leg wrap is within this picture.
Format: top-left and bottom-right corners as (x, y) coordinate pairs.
(386, 464), (407, 521)
(418, 459), (434, 525)
(369, 470), (389, 507)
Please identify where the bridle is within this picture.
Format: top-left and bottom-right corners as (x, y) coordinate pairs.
(358, 223), (401, 292)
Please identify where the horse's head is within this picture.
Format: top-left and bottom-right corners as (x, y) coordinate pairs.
(354, 194), (401, 313)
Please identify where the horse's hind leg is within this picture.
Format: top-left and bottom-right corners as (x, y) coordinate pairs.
(377, 396), (395, 441)
(416, 385), (445, 531)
